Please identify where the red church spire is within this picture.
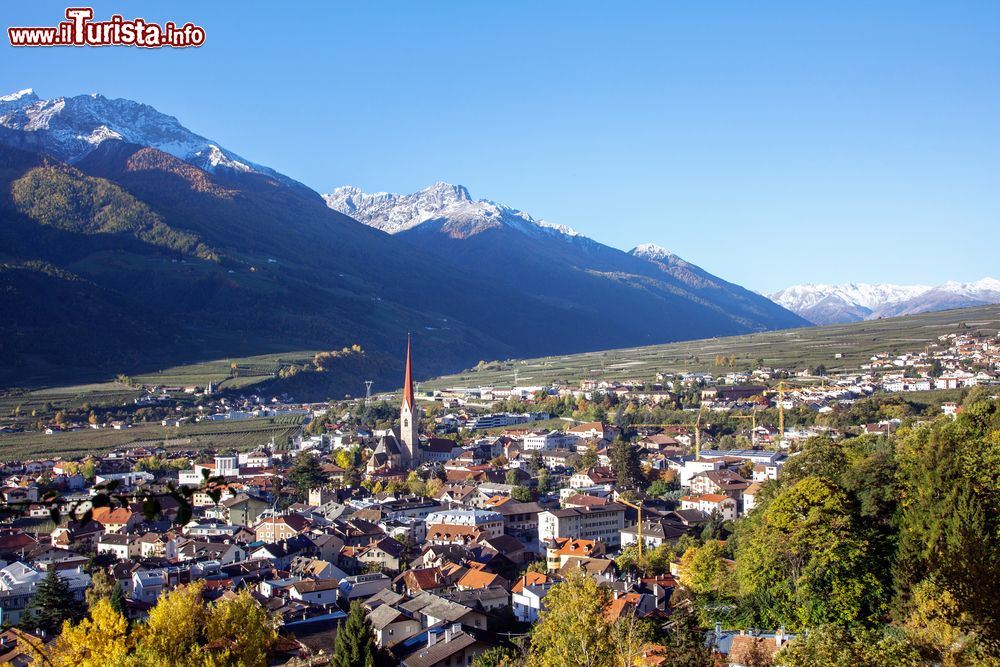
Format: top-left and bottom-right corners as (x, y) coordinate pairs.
(403, 334), (414, 409)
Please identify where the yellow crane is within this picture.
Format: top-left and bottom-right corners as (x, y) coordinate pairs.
(619, 497), (645, 557)
(733, 413), (757, 447)
(775, 381), (786, 447)
(692, 403), (707, 460)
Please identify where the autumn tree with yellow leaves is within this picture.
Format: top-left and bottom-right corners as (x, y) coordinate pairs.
(25, 582), (278, 667)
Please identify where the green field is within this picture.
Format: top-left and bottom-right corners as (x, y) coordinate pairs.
(0, 415), (303, 460)
(0, 382), (142, 420)
(420, 304), (1000, 390)
(131, 351), (323, 390)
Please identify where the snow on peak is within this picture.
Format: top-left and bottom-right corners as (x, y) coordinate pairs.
(537, 221), (580, 237)
(0, 89), (292, 184)
(0, 88), (37, 103)
(324, 183), (583, 240)
(770, 278), (1000, 325)
(769, 282), (929, 311)
(630, 243), (677, 261)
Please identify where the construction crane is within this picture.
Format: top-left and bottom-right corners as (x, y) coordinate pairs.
(618, 498), (645, 557)
(774, 381), (786, 447)
(733, 413), (757, 447)
(692, 403), (707, 460)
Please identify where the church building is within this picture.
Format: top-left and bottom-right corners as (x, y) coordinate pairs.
(367, 335), (424, 475)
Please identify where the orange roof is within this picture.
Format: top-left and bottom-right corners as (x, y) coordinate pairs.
(552, 538), (601, 557)
(680, 493), (731, 504)
(568, 421), (605, 433)
(511, 571), (549, 594)
(91, 507), (134, 525)
(458, 568), (501, 590)
(563, 494), (609, 508)
(603, 593), (642, 623)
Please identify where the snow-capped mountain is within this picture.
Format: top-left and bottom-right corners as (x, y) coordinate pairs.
(629, 243), (679, 262)
(324, 181), (584, 240)
(326, 182), (808, 335)
(770, 279), (1000, 325)
(0, 88), (295, 185)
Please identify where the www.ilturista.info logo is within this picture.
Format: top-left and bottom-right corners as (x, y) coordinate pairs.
(8, 7), (205, 48)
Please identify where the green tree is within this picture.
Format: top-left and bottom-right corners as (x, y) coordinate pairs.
(610, 439), (642, 490)
(472, 645), (519, 667)
(735, 476), (886, 629)
(330, 600), (392, 667)
(23, 567), (81, 636)
(109, 581), (126, 617)
(511, 485), (533, 502)
(662, 605), (713, 667)
(893, 401), (1000, 648)
(776, 625), (919, 666)
(287, 452), (327, 499)
(679, 541), (729, 596)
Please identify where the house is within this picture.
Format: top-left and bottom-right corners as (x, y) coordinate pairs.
(254, 514), (310, 543)
(399, 592), (487, 631)
(545, 538), (606, 572)
(289, 556), (347, 582)
(356, 537), (407, 573)
(569, 467), (616, 489)
(369, 605), (422, 649)
(400, 625), (494, 667)
(713, 629), (793, 667)
(566, 421), (610, 441)
(289, 578), (341, 605)
(689, 470), (750, 500)
(620, 517), (692, 550)
(97, 533), (141, 560)
(339, 573), (391, 602)
(50, 520), (104, 549)
(743, 482), (764, 513)
(0, 627), (41, 666)
(400, 567), (451, 597)
(538, 503), (626, 547)
(513, 576), (558, 623)
(456, 568), (507, 592)
(489, 500), (541, 541)
(91, 507), (141, 535)
(680, 494), (738, 521)
(425, 509), (504, 541)
(222, 494), (270, 527)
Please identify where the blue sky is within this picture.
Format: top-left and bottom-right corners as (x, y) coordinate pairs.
(2, 1), (998, 292)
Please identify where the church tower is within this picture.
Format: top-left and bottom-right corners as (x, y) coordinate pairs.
(399, 334), (420, 464)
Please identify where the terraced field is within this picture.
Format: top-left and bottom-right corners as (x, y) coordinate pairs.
(420, 304), (1000, 390)
(0, 415), (303, 460)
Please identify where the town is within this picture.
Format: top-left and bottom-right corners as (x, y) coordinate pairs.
(0, 328), (996, 666)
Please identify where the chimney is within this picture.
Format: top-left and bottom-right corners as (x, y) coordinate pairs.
(427, 631), (438, 647)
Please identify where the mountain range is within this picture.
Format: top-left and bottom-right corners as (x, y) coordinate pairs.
(769, 279), (1000, 325)
(0, 89), (805, 393)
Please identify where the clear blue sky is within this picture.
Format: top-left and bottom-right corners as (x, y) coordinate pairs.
(2, 1), (998, 292)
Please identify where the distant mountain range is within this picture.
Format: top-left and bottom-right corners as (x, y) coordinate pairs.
(0, 88), (805, 393)
(769, 279), (1000, 325)
(324, 182), (806, 337)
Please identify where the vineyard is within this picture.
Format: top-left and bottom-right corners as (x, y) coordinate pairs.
(0, 415), (304, 460)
